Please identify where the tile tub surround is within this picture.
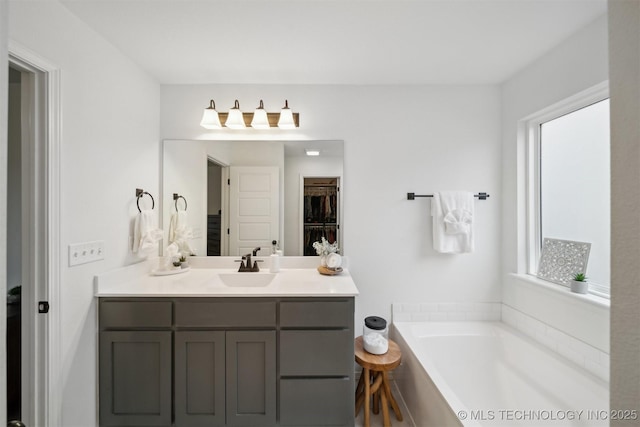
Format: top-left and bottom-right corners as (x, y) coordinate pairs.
(502, 304), (609, 382)
(392, 302), (609, 382)
(392, 302), (502, 322)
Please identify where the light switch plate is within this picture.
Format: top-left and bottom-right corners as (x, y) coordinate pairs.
(69, 240), (105, 266)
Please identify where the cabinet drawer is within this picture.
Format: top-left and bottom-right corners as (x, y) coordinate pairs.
(280, 378), (353, 426)
(100, 301), (172, 329)
(280, 300), (353, 328)
(175, 301), (276, 327)
(280, 330), (352, 376)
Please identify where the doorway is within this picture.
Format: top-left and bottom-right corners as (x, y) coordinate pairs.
(7, 64), (22, 423)
(207, 160), (223, 255)
(302, 177), (340, 256)
(6, 45), (61, 427)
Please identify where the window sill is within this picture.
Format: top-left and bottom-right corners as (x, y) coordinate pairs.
(508, 273), (610, 310)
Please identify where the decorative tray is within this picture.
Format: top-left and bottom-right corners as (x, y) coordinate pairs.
(151, 267), (190, 276)
(317, 266), (343, 276)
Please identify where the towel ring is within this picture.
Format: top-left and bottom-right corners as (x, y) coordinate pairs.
(173, 193), (188, 211)
(136, 188), (155, 212)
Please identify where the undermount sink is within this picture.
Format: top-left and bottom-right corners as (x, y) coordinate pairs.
(218, 273), (276, 287)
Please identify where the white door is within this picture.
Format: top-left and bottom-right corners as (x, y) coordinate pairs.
(228, 166), (279, 256)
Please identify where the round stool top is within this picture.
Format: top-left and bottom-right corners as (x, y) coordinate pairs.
(354, 336), (401, 371)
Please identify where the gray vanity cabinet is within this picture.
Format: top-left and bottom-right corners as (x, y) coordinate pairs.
(99, 301), (173, 427)
(173, 330), (277, 427)
(174, 300), (277, 426)
(225, 330), (276, 426)
(174, 331), (226, 427)
(99, 297), (353, 427)
(279, 300), (355, 426)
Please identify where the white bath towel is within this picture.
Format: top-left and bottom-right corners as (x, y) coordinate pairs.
(133, 209), (163, 255)
(168, 211), (193, 254)
(431, 191), (474, 253)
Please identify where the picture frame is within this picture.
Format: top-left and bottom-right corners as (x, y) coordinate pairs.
(537, 238), (591, 285)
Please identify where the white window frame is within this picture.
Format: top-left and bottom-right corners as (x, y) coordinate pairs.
(523, 82), (610, 297)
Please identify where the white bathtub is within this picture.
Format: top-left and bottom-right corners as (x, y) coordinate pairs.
(391, 322), (609, 427)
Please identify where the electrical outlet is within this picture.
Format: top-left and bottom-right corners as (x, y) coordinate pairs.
(69, 240), (105, 267)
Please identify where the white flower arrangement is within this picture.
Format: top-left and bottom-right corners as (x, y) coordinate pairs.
(312, 237), (340, 257)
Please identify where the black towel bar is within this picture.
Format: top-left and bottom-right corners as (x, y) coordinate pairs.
(407, 192), (489, 200)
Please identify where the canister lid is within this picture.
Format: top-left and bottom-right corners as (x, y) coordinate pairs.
(364, 316), (387, 330)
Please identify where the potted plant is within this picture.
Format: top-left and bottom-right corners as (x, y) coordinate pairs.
(179, 254), (189, 269)
(570, 272), (588, 294)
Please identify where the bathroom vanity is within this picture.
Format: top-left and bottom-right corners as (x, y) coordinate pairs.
(95, 259), (358, 427)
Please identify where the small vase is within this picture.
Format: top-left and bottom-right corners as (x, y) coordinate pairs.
(320, 255), (328, 267)
(570, 280), (588, 294)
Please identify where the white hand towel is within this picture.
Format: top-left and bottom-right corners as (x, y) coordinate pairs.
(168, 211), (193, 254)
(169, 211), (187, 242)
(431, 191), (474, 253)
(133, 209), (163, 255)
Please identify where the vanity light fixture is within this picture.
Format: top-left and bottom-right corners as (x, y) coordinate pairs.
(251, 100), (270, 129)
(305, 149), (320, 156)
(200, 100), (222, 129)
(225, 100), (246, 129)
(199, 99), (300, 129)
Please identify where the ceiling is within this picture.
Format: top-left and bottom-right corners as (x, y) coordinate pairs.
(60, 0), (607, 85)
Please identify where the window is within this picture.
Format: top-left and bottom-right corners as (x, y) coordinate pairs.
(526, 88), (610, 296)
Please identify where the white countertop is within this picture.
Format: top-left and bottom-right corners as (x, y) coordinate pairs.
(95, 257), (359, 298)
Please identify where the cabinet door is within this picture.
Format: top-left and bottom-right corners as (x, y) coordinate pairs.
(226, 330), (276, 426)
(99, 331), (172, 427)
(175, 331), (226, 427)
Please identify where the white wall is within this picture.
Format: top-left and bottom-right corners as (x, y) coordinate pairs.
(609, 0), (640, 418)
(501, 15), (609, 351)
(8, 2), (160, 425)
(161, 84), (502, 329)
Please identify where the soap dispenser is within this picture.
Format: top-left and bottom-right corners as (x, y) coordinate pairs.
(269, 240), (280, 273)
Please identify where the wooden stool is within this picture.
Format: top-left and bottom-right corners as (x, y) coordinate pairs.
(354, 336), (403, 427)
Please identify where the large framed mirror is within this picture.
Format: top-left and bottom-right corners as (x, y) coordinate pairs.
(162, 139), (343, 257)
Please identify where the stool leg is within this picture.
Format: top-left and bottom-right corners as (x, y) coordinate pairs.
(368, 372), (384, 416)
(382, 371), (403, 422)
(380, 384), (391, 427)
(363, 368), (371, 427)
(356, 368), (365, 396)
(372, 374), (380, 415)
(355, 368), (365, 416)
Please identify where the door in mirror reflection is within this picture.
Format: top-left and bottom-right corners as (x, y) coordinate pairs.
(302, 177), (339, 256)
(229, 166), (279, 257)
